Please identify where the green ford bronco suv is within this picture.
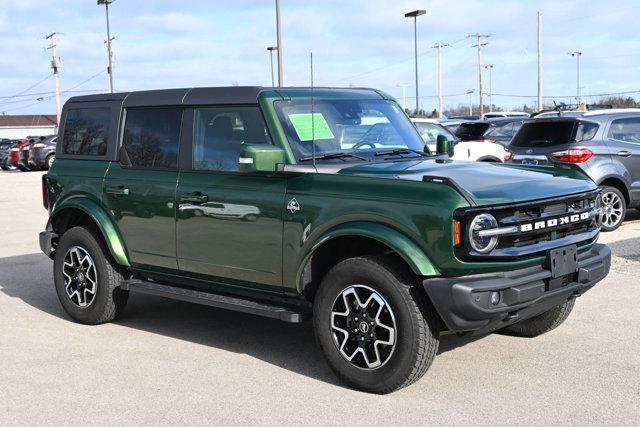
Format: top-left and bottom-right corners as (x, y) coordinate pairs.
(40, 87), (611, 393)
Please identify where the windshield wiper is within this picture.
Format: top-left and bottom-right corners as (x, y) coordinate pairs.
(298, 152), (369, 162)
(373, 148), (429, 157)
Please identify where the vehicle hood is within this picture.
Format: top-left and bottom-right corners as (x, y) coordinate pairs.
(337, 158), (596, 206)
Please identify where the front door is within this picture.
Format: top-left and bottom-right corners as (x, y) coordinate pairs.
(176, 105), (286, 291)
(606, 116), (640, 203)
(103, 107), (183, 270)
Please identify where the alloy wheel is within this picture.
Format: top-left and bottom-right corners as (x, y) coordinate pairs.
(47, 155), (55, 169)
(330, 285), (397, 370)
(602, 191), (624, 229)
(62, 246), (98, 308)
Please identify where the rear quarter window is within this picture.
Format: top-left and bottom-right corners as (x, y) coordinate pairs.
(62, 108), (110, 156)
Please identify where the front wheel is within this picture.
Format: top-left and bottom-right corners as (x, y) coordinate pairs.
(313, 255), (439, 394)
(600, 186), (626, 232)
(2, 158), (16, 171)
(45, 154), (55, 170)
(54, 226), (129, 324)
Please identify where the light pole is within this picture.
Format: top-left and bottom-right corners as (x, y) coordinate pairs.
(484, 64), (494, 112)
(404, 9), (426, 114)
(97, 0), (114, 93)
(466, 89), (474, 116)
(267, 47), (277, 87)
(432, 42), (449, 119)
(396, 83), (410, 111)
(568, 51), (582, 104)
(275, 0), (283, 86)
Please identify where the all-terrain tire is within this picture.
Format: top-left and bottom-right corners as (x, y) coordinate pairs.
(54, 226), (129, 324)
(498, 299), (575, 337)
(313, 255), (439, 394)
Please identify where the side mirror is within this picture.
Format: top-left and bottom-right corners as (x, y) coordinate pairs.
(239, 144), (286, 173)
(436, 135), (455, 157)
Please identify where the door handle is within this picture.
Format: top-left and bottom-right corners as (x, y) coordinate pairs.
(180, 192), (208, 204)
(617, 150), (632, 157)
(106, 185), (129, 196)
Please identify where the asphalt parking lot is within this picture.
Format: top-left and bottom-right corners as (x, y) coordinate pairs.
(1, 170), (639, 425)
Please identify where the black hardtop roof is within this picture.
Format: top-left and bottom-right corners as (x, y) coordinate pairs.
(65, 86), (388, 107)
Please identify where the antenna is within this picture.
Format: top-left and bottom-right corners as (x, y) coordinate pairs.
(310, 52), (316, 168)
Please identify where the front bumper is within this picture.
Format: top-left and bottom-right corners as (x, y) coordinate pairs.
(423, 243), (611, 334)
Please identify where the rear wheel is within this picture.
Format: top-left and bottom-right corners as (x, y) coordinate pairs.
(498, 299), (575, 337)
(17, 163), (29, 172)
(600, 185), (626, 232)
(313, 255), (439, 394)
(54, 226), (129, 324)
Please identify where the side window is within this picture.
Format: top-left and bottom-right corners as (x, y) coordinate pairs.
(62, 108), (110, 156)
(121, 108), (182, 169)
(608, 117), (640, 144)
(193, 106), (271, 172)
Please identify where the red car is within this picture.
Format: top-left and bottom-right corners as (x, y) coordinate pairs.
(8, 136), (42, 170)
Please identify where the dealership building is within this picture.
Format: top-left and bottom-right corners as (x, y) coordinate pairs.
(0, 114), (57, 139)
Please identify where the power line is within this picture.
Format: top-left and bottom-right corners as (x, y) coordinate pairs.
(2, 74), (53, 100)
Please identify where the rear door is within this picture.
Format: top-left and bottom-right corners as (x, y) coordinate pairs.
(175, 105), (286, 292)
(606, 116), (640, 203)
(103, 107), (183, 271)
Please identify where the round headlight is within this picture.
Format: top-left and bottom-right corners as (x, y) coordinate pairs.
(468, 213), (499, 253)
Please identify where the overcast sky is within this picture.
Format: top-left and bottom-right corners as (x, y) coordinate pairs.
(1, 0), (639, 114)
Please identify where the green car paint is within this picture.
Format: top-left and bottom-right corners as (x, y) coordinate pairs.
(44, 87), (601, 305)
(46, 161), (130, 267)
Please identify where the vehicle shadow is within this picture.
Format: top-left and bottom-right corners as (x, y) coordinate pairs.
(0, 253), (480, 387)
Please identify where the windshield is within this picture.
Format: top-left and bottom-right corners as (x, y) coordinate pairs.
(510, 120), (599, 147)
(274, 99), (428, 162)
(414, 122), (456, 145)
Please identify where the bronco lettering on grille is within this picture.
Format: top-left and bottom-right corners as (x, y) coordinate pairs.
(520, 212), (590, 232)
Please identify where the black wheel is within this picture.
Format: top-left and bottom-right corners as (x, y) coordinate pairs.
(44, 154), (55, 170)
(0, 159), (8, 170)
(600, 186), (626, 232)
(54, 226), (129, 325)
(498, 299), (575, 337)
(313, 255), (439, 394)
(17, 164), (29, 172)
(2, 158), (16, 171)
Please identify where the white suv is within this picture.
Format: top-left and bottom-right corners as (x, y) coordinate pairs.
(411, 118), (509, 162)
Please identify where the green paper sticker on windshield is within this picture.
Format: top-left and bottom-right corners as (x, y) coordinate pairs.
(288, 113), (335, 141)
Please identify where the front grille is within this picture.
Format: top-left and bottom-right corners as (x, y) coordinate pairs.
(457, 190), (601, 260)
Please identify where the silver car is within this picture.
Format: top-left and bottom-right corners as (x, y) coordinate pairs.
(508, 111), (640, 231)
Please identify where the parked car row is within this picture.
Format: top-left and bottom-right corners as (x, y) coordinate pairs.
(409, 109), (640, 232)
(0, 134), (56, 171)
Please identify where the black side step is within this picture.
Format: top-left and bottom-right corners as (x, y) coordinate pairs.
(121, 280), (303, 323)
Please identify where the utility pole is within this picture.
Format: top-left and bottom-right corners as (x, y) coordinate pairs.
(484, 64), (494, 112)
(405, 10), (426, 114)
(97, 0), (115, 93)
(267, 46), (277, 86)
(568, 51), (582, 104)
(432, 42), (449, 118)
(275, 0), (283, 86)
(537, 11), (543, 111)
(46, 32), (62, 125)
(468, 33), (490, 116)
(396, 83), (409, 111)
